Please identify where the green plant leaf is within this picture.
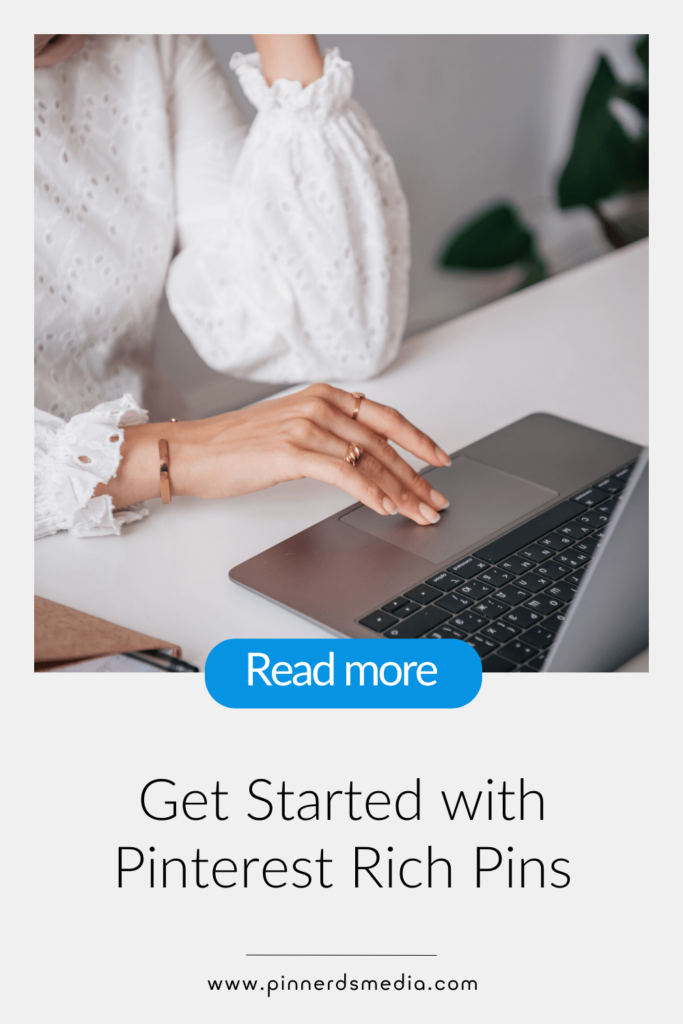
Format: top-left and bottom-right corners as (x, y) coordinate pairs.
(556, 56), (639, 209)
(631, 135), (649, 189)
(439, 202), (535, 269)
(616, 83), (648, 119)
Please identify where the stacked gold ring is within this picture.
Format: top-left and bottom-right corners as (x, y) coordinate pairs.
(344, 442), (363, 467)
(351, 392), (365, 420)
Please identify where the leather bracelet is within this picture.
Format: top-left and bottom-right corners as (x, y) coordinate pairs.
(158, 439), (171, 504)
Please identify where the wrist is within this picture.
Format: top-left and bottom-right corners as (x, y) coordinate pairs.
(253, 34), (323, 87)
(94, 422), (194, 508)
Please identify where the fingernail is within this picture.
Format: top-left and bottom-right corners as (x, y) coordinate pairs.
(430, 489), (450, 509)
(382, 497), (398, 515)
(436, 446), (452, 466)
(419, 502), (441, 524)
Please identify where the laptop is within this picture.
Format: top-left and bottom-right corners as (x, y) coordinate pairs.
(229, 413), (648, 672)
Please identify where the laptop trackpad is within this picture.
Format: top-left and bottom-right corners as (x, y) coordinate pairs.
(340, 456), (557, 564)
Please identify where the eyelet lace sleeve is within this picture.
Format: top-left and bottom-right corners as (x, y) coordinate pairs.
(230, 47), (354, 122)
(166, 45), (410, 384)
(35, 394), (149, 539)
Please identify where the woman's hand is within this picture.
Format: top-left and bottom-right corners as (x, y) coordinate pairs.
(97, 384), (452, 526)
(252, 35), (324, 87)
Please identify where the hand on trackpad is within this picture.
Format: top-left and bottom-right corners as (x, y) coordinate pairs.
(340, 456), (557, 564)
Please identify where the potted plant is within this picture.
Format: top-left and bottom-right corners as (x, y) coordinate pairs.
(438, 36), (648, 291)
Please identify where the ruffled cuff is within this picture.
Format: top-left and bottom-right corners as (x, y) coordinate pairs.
(230, 47), (353, 122)
(35, 394), (150, 540)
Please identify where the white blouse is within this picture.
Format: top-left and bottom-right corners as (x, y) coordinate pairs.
(35, 35), (410, 539)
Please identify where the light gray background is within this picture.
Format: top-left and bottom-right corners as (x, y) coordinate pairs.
(155, 34), (644, 418)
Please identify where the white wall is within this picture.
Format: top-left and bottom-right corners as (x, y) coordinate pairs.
(154, 34), (643, 418)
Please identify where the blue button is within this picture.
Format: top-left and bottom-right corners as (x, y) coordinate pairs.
(205, 639), (481, 709)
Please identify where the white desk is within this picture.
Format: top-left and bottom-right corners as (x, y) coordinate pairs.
(35, 240), (648, 669)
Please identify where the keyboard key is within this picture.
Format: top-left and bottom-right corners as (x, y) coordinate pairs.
(612, 463), (635, 481)
(360, 610), (398, 632)
(499, 555), (535, 574)
(478, 566), (514, 588)
(526, 652), (548, 670)
(522, 626), (556, 650)
(595, 476), (625, 495)
(498, 640), (537, 665)
(382, 596), (408, 614)
(473, 501), (580, 563)
(481, 619), (521, 642)
(395, 601), (422, 619)
(518, 544), (553, 563)
(558, 521), (593, 539)
(545, 581), (578, 603)
(481, 653), (516, 672)
(534, 561), (570, 580)
(426, 572), (464, 592)
(574, 536), (600, 555)
(504, 607), (542, 629)
(427, 624), (466, 639)
(575, 510), (610, 529)
(456, 579), (493, 601)
(467, 635), (499, 658)
(516, 573), (547, 593)
(435, 593), (473, 615)
(384, 605), (450, 638)
(404, 583), (441, 605)
(537, 532), (574, 550)
(524, 593), (564, 615)
(544, 612), (568, 633)
(449, 611), (486, 634)
(472, 597), (508, 620)
(595, 498), (616, 515)
(447, 556), (490, 579)
(493, 586), (529, 606)
(565, 569), (587, 587)
(571, 486), (611, 507)
(553, 551), (589, 569)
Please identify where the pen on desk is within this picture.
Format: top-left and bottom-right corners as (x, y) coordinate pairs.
(127, 650), (200, 672)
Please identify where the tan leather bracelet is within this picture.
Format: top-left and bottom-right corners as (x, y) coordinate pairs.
(158, 439), (171, 504)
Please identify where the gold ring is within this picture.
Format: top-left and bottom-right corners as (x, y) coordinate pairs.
(351, 392), (365, 420)
(344, 442), (363, 467)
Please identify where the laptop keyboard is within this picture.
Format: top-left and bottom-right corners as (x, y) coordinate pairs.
(357, 463), (635, 671)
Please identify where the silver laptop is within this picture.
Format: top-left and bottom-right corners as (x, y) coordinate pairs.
(230, 413), (648, 672)
(541, 449), (647, 671)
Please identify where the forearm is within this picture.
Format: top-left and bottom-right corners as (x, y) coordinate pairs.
(84, 385), (452, 529)
(252, 34), (323, 87)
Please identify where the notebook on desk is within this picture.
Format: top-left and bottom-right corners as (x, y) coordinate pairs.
(229, 413), (648, 672)
(34, 598), (197, 672)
